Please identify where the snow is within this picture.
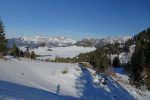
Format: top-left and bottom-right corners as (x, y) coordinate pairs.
(0, 57), (81, 97)
(20, 45), (96, 60)
(7, 36), (77, 48)
(104, 36), (131, 44)
(111, 68), (150, 100)
(0, 57), (137, 100)
(21, 36), (77, 45)
(111, 68), (124, 74)
(0, 80), (78, 100)
(111, 52), (132, 64)
(111, 44), (135, 64)
(88, 68), (135, 100)
(130, 45), (136, 53)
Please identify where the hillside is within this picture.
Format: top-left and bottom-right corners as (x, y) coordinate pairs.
(0, 57), (136, 100)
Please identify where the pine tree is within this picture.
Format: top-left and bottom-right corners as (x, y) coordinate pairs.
(30, 51), (36, 59)
(112, 56), (121, 67)
(130, 48), (143, 88)
(11, 44), (16, 56)
(144, 28), (150, 90)
(11, 43), (20, 57)
(0, 18), (7, 56)
(129, 28), (150, 89)
(19, 50), (24, 57)
(24, 48), (30, 58)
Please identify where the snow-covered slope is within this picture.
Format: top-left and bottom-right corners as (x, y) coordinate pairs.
(104, 36), (131, 44)
(0, 57), (136, 100)
(0, 80), (77, 100)
(111, 68), (150, 100)
(0, 57), (81, 97)
(7, 36), (76, 48)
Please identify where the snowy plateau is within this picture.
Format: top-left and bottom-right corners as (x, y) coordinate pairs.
(20, 45), (96, 60)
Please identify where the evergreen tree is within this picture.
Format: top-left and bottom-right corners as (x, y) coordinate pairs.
(0, 18), (7, 56)
(130, 48), (143, 88)
(129, 28), (150, 89)
(24, 48), (30, 58)
(145, 69), (150, 90)
(30, 51), (36, 59)
(112, 56), (121, 67)
(11, 43), (19, 57)
(19, 50), (24, 57)
(144, 28), (150, 90)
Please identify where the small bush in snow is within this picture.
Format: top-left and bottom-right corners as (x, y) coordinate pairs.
(75, 68), (80, 71)
(61, 67), (68, 74)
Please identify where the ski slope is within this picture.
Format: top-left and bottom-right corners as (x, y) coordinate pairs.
(0, 57), (136, 100)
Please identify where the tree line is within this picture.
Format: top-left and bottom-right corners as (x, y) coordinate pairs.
(10, 44), (36, 59)
(129, 28), (150, 90)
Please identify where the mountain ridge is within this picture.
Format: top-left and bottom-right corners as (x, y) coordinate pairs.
(7, 36), (76, 48)
(7, 36), (131, 48)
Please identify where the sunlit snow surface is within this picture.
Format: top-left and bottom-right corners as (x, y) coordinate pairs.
(0, 57), (138, 100)
(20, 45), (96, 60)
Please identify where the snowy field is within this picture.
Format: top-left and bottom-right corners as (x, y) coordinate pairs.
(0, 57), (139, 100)
(0, 57), (81, 97)
(20, 45), (96, 60)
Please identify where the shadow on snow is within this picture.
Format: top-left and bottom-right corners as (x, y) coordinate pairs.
(75, 67), (135, 100)
(0, 80), (78, 100)
(75, 69), (112, 100)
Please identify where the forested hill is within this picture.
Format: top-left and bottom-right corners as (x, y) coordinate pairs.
(75, 27), (150, 91)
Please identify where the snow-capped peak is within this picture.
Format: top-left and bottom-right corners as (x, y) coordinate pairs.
(20, 36), (76, 44)
(7, 36), (77, 48)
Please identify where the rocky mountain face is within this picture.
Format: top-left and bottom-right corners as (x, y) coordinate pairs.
(75, 36), (131, 47)
(75, 38), (98, 47)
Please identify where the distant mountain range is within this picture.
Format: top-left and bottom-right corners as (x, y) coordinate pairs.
(75, 36), (131, 47)
(7, 36), (131, 48)
(7, 36), (77, 48)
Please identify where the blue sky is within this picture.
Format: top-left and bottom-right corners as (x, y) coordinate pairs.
(0, 0), (150, 40)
